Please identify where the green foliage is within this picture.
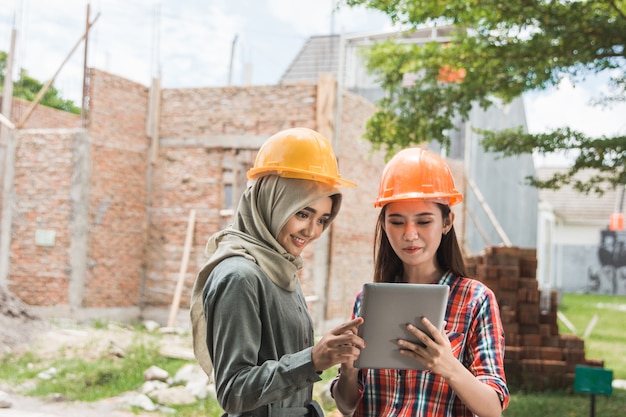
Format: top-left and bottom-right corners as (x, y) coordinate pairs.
(339, 0), (626, 193)
(0, 51), (6, 82)
(0, 51), (80, 114)
(480, 127), (626, 195)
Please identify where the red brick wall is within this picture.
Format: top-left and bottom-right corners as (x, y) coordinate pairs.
(3, 71), (150, 308)
(324, 92), (383, 326)
(2, 97), (81, 129)
(3, 70), (387, 326)
(82, 69), (150, 307)
(145, 84), (324, 307)
(0, 98), (79, 234)
(144, 146), (226, 307)
(8, 130), (77, 305)
(159, 85), (319, 137)
(149, 84), (387, 323)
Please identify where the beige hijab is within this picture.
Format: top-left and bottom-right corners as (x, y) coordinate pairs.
(190, 175), (342, 376)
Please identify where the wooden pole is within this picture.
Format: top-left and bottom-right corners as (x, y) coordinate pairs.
(1, 27), (16, 124)
(465, 176), (512, 246)
(0, 26), (17, 288)
(167, 209), (196, 328)
(228, 34), (238, 85)
(0, 113), (15, 130)
(80, 3), (90, 127)
(147, 77), (161, 163)
(16, 13), (100, 129)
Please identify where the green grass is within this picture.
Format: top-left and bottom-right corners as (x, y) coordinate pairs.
(557, 293), (626, 380)
(502, 388), (626, 416)
(0, 332), (188, 402)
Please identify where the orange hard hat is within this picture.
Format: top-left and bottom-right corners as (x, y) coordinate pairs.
(247, 127), (357, 188)
(374, 147), (462, 207)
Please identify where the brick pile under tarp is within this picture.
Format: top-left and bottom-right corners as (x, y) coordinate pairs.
(466, 246), (604, 391)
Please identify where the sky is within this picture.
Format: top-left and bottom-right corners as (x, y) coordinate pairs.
(1, 0), (625, 167)
(0, 0), (391, 96)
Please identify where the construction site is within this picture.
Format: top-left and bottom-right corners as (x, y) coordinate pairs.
(1, 6), (623, 399)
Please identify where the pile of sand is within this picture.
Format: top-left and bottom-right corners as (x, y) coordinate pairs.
(0, 287), (47, 352)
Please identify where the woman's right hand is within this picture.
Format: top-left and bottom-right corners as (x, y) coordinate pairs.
(311, 317), (364, 372)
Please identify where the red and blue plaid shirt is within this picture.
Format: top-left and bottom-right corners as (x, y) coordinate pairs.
(335, 271), (509, 416)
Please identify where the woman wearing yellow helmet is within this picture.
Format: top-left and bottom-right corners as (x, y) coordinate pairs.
(331, 148), (509, 417)
(190, 128), (364, 417)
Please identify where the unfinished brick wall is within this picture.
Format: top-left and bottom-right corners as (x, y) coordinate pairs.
(7, 130), (80, 305)
(145, 84), (322, 308)
(2, 69), (387, 326)
(149, 84), (387, 327)
(1, 97), (81, 130)
(82, 69), (150, 307)
(0, 98), (80, 218)
(323, 91), (383, 326)
(144, 82), (386, 321)
(144, 146), (231, 307)
(467, 246), (603, 391)
(159, 85), (320, 137)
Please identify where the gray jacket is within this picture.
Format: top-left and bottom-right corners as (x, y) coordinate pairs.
(203, 256), (322, 416)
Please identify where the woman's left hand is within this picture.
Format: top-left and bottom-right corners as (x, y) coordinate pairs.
(396, 318), (457, 378)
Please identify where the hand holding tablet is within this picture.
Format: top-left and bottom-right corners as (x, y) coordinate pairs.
(354, 283), (449, 370)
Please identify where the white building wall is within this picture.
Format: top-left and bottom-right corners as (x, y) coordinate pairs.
(552, 224), (626, 295)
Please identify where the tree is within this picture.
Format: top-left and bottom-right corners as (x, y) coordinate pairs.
(339, 0), (626, 194)
(0, 51), (80, 115)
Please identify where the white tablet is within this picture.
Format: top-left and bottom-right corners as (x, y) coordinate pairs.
(354, 282), (449, 370)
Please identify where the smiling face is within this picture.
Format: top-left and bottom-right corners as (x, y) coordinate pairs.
(384, 200), (453, 282)
(277, 196), (333, 256)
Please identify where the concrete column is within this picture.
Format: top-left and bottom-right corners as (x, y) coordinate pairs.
(69, 130), (91, 308)
(0, 130), (17, 288)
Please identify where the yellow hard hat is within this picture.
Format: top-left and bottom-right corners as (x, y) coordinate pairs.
(247, 127), (357, 188)
(374, 147), (462, 207)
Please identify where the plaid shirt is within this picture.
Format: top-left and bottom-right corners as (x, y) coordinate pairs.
(340, 271), (509, 416)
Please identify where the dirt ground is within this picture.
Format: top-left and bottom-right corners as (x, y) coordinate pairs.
(0, 287), (184, 416)
(0, 287), (48, 355)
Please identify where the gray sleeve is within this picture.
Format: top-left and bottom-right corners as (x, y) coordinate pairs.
(203, 261), (321, 414)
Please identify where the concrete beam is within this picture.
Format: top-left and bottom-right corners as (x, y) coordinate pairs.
(159, 135), (268, 149)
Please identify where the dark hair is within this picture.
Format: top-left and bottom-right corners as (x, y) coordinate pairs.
(373, 203), (467, 283)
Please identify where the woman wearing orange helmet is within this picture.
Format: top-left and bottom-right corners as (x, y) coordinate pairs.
(190, 127), (365, 417)
(331, 148), (509, 417)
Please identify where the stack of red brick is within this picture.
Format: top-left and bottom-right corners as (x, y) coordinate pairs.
(466, 246), (604, 391)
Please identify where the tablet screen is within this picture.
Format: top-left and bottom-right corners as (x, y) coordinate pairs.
(354, 282), (449, 370)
